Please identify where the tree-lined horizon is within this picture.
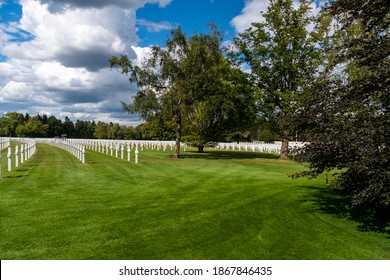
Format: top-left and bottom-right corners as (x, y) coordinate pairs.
(0, 112), (163, 140)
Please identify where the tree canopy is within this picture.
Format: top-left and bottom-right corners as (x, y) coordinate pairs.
(110, 25), (256, 156)
(234, 0), (329, 159)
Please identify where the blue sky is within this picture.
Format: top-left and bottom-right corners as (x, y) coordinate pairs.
(0, 0), (324, 125)
(1, 0), (245, 48)
(0, 0), (22, 22)
(136, 0), (245, 46)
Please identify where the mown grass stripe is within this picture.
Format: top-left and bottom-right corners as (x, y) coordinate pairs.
(0, 143), (389, 259)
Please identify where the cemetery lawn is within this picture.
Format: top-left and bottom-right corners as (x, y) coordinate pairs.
(1, 143), (389, 260)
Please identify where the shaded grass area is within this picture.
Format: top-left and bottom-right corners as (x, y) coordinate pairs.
(0, 144), (389, 260)
(180, 149), (280, 160)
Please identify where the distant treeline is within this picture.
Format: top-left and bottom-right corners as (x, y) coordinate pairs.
(0, 111), (276, 142)
(0, 112), (176, 140)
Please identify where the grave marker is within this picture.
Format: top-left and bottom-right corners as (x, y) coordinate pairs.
(7, 147), (12, 172)
(135, 147), (139, 164)
(15, 146), (19, 168)
(24, 144), (28, 161)
(20, 144), (24, 164)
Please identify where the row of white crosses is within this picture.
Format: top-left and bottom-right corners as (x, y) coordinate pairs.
(2, 137), (305, 173)
(65, 139), (176, 164)
(35, 138), (85, 163)
(92, 140), (139, 163)
(216, 141), (305, 153)
(216, 142), (281, 153)
(0, 138), (37, 178)
(0, 138), (11, 151)
(9, 138), (176, 165)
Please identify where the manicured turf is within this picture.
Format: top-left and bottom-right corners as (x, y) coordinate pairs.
(0, 143), (389, 259)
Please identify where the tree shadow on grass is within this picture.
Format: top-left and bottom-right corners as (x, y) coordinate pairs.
(301, 185), (390, 236)
(2, 170), (28, 179)
(302, 185), (350, 217)
(1, 162), (39, 179)
(180, 150), (280, 160)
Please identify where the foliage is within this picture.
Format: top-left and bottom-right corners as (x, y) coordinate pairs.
(110, 26), (192, 158)
(0, 112), (25, 137)
(15, 116), (49, 138)
(257, 129), (276, 143)
(75, 120), (96, 139)
(0, 112), (140, 140)
(135, 115), (175, 140)
(46, 115), (65, 138)
(234, 0), (330, 159)
(294, 0), (390, 229)
(111, 25), (256, 155)
(182, 28), (256, 152)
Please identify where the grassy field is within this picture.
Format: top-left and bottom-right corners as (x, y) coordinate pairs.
(0, 142), (389, 260)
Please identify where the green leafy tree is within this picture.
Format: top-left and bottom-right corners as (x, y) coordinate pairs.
(107, 123), (120, 139)
(0, 116), (10, 136)
(136, 115), (175, 140)
(117, 125), (135, 140)
(0, 112), (26, 136)
(110, 26), (193, 158)
(182, 28), (256, 152)
(294, 0), (390, 228)
(111, 25), (256, 155)
(111, 25), (252, 156)
(15, 115), (48, 137)
(94, 121), (108, 139)
(234, 0), (329, 159)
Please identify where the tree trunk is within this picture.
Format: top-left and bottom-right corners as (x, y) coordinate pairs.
(279, 139), (289, 160)
(173, 116), (182, 159)
(197, 145), (204, 153)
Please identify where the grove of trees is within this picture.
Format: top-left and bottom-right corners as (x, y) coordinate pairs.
(111, 0), (389, 227)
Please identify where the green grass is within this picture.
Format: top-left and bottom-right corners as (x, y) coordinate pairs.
(0, 143), (389, 260)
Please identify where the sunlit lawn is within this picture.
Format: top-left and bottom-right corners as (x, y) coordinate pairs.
(0, 143), (389, 259)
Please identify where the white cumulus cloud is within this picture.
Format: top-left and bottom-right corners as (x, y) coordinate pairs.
(231, 0), (327, 34)
(0, 0), (172, 125)
(230, 0), (268, 33)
